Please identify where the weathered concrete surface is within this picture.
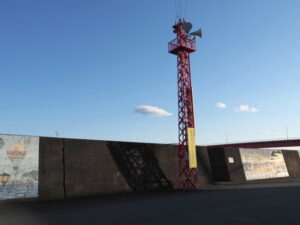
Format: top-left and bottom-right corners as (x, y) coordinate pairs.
(12, 136), (300, 202)
(63, 140), (213, 198)
(29, 138), (214, 200)
(63, 139), (131, 198)
(2, 181), (300, 225)
(107, 142), (175, 192)
(283, 150), (300, 178)
(0, 135), (39, 200)
(196, 146), (213, 185)
(38, 137), (64, 200)
(207, 147), (230, 181)
(223, 147), (246, 182)
(151, 144), (179, 188)
(208, 147), (300, 183)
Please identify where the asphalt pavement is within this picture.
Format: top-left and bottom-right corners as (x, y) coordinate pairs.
(1, 182), (300, 225)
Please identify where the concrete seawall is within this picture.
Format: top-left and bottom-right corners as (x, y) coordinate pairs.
(208, 147), (300, 183)
(38, 137), (212, 200)
(1, 134), (300, 201)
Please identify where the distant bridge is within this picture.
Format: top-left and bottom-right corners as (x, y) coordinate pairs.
(207, 138), (300, 149)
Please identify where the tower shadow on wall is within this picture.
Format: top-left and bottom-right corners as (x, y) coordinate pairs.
(107, 142), (173, 192)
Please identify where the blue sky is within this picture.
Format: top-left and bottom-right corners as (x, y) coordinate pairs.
(0, 0), (300, 145)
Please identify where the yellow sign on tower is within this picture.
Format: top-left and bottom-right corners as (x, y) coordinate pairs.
(187, 127), (197, 168)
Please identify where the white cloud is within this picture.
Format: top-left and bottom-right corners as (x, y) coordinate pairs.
(135, 105), (172, 117)
(234, 105), (259, 113)
(216, 102), (226, 109)
(250, 107), (259, 112)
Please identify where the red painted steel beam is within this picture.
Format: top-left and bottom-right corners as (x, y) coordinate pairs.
(208, 139), (300, 148)
(168, 20), (197, 189)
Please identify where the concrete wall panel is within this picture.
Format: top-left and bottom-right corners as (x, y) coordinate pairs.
(207, 148), (230, 182)
(283, 150), (300, 178)
(8, 134), (300, 201)
(146, 143), (177, 190)
(196, 147), (213, 185)
(39, 137), (64, 200)
(105, 142), (175, 192)
(0, 135), (39, 200)
(240, 148), (289, 181)
(223, 147), (246, 182)
(64, 139), (131, 198)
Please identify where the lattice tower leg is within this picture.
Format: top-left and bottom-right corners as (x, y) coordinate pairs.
(177, 50), (197, 189)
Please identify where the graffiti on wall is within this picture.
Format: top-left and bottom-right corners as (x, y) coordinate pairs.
(240, 148), (289, 181)
(0, 135), (39, 200)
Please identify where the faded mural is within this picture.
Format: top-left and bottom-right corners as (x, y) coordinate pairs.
(240, 148), (289, 181)
(0, 135), (39, 200)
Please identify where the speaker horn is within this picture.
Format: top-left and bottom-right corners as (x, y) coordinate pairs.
(190, 28), (202, 38)
(182, 22), (193, 34)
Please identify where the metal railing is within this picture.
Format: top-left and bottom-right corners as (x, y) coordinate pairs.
(168, 38), (196, 53)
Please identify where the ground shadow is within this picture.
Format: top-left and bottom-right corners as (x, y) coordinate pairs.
(107, 142), (173, 192)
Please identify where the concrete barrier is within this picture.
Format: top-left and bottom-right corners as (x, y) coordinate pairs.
(282, 150), (300, 178)
(39, 137), (64, 200)
(196, 146), (213, 185)
(63, 139), (132, 198)
(1, 135), (187, 201)
(208, 147), (300, 183)
(0, 135), (39, 200)
(61, 140), (212, 198)
(2, 134), (300, 201)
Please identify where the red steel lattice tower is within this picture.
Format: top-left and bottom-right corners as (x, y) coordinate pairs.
(168, 19), (198, 189)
